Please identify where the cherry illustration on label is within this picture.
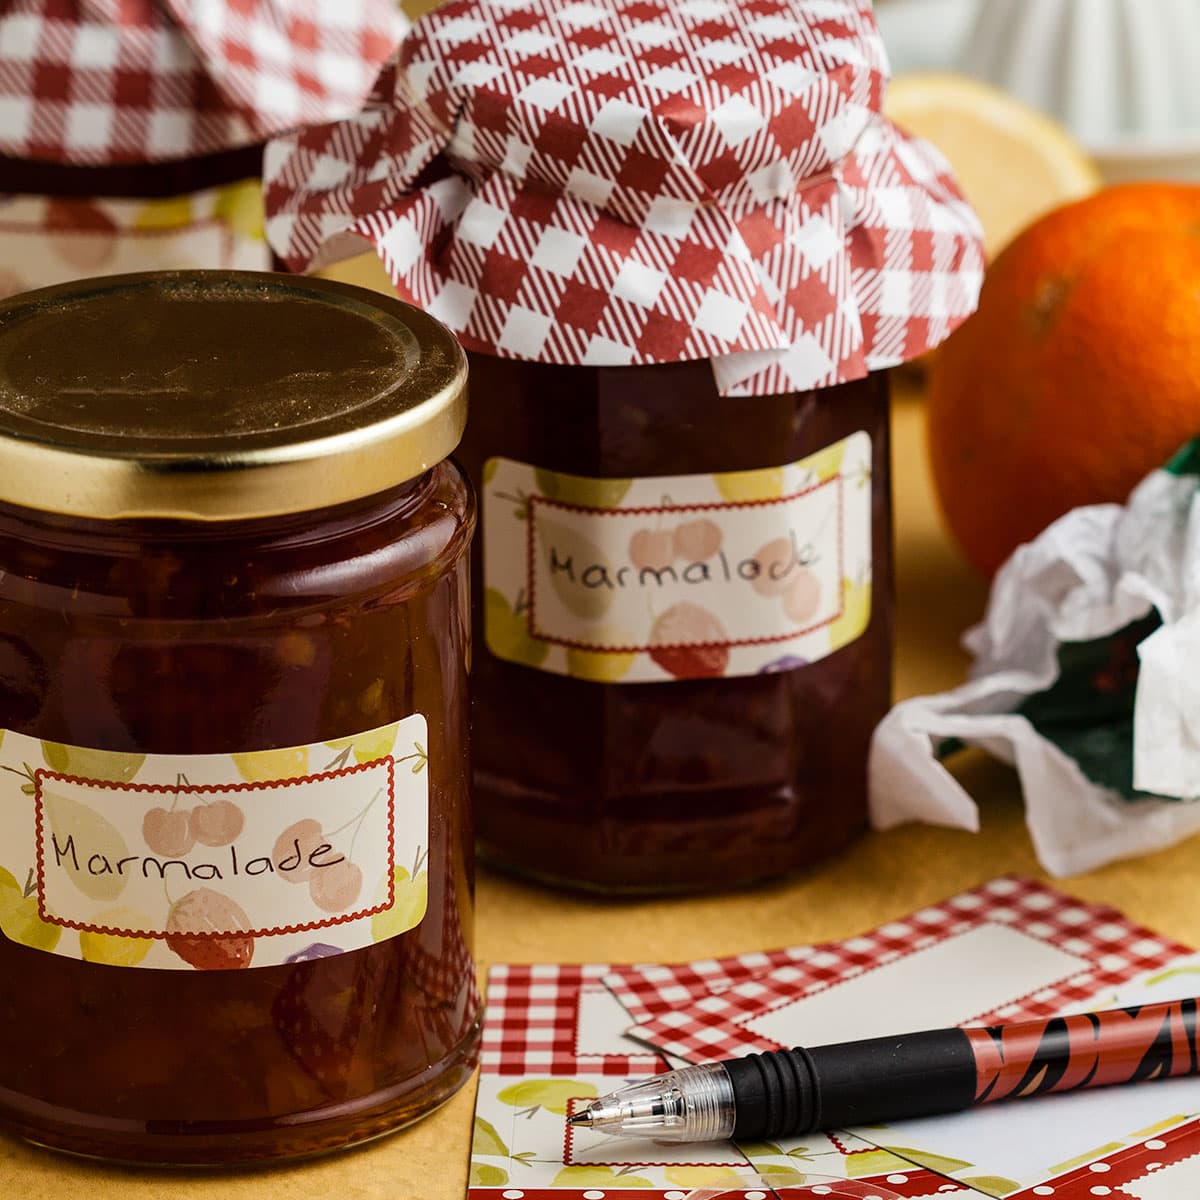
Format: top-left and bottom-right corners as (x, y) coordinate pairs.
(189, 799), (245, 847)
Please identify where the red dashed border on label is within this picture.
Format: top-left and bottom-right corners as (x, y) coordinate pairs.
(33, 759), (397, 939)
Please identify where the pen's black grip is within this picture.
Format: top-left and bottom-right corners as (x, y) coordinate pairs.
(724, 1029), (976, 1139)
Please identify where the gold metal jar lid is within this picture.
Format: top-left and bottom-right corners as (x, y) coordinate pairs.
(0, 271), (467, 521)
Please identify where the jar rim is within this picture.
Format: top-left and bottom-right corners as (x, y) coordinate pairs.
(0, 271), (467, 522)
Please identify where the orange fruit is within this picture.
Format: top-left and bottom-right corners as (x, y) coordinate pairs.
(928, 183), (1200, 577)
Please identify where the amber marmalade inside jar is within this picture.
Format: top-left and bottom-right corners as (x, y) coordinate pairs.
(457, 353), (892, 894)
(0, 273), (479, 1164)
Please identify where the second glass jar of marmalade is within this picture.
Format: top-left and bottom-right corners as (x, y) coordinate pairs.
(0, 271), (479, 1162)
(267, 0), (986, 891)
(455, 359), (890, 891)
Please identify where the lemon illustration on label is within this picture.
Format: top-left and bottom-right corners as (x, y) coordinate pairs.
(134, 195), (194, 230)
(472, 1116), (509, 1157)
(0, 867), (60, 952)
(42, 742), (145, 783)
(539, 520), (615, 620)
(806, 440), (847, 483)
(566, 629), (638, 682)
(750, 1164), (805, 1181)
(664, 1166), (747, 1186)
(737, 1141), (785, 1158)
(496, 1078), (598, 1115)
(80, 908), (154, 966)
(828, 577), (871, 646)
(535, 469), (632, 508)
(212, 178), (265, 241)
(232, 746), (309, 782)
(371, 865), (428, 942)
(470, 1163), (508, 1186)
(715, 466), (784, 502)
(551, 1165), (653, 1188)
(41, 792), (130, 903)
(325, 724), (399, 765)
(961, 1176), (1021, 1195)
(485, 588), (550, 669)
(876, 1146), (972, 1176)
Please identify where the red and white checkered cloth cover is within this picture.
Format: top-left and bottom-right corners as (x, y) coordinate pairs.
(0, 0), (407, 165)
(264, 0), (985, 397)
(620, 877), (1193, 1064)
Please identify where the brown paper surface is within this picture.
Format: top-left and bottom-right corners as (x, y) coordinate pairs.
(7, 338), (1200, 1199)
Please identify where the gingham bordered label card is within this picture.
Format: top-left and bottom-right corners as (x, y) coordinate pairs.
(482, 432), (872, 683)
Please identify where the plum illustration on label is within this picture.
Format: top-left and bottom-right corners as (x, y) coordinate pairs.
(0, 717), (429, 968)
(483, 434), (873, 682)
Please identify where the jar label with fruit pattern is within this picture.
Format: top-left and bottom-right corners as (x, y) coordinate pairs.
(0, 717), (430, 969)
(483, 433), (872, 682)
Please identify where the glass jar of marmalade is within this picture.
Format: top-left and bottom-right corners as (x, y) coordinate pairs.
(457, 356), (891, 893)
(0, 271), (479, 1163)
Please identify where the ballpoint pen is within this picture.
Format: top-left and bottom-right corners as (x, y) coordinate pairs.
(568, 997), (1200, 1143)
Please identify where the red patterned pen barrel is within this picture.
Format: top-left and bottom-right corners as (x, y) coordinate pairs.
(720, 999), (1200, 1139)
(965, 999), (1200, 1103)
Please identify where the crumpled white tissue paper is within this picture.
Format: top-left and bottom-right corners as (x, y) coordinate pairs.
(870, 447), (1200, 876)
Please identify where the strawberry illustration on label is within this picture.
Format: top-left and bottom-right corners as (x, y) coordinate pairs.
(648, 603), (730, 679)
(164, 888), (255, 970)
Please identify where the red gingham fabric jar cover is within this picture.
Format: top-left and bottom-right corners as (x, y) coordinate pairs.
(264, 0), (986, 397)
(0, 0), (408, 165)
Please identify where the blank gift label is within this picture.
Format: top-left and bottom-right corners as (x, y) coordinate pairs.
(742, 925), (1091, 1045)
(483, 432), (873, 683)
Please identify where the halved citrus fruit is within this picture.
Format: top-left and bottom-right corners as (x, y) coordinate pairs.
(885, 72), (1101, 257)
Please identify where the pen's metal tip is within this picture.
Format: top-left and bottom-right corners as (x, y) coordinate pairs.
(567, 1111), (592, 1128)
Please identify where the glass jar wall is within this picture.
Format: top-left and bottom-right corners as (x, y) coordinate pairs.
(458, 353), (892, 894)
(0, 272), (479, 1163)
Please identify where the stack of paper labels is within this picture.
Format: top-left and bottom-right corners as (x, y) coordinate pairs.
(469, 877), (1200, 1199)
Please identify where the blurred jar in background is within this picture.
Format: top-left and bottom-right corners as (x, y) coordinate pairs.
(960, 0), (1200, 183)
(877, 0), (1200, 185)
(0, 0), (407, 296)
